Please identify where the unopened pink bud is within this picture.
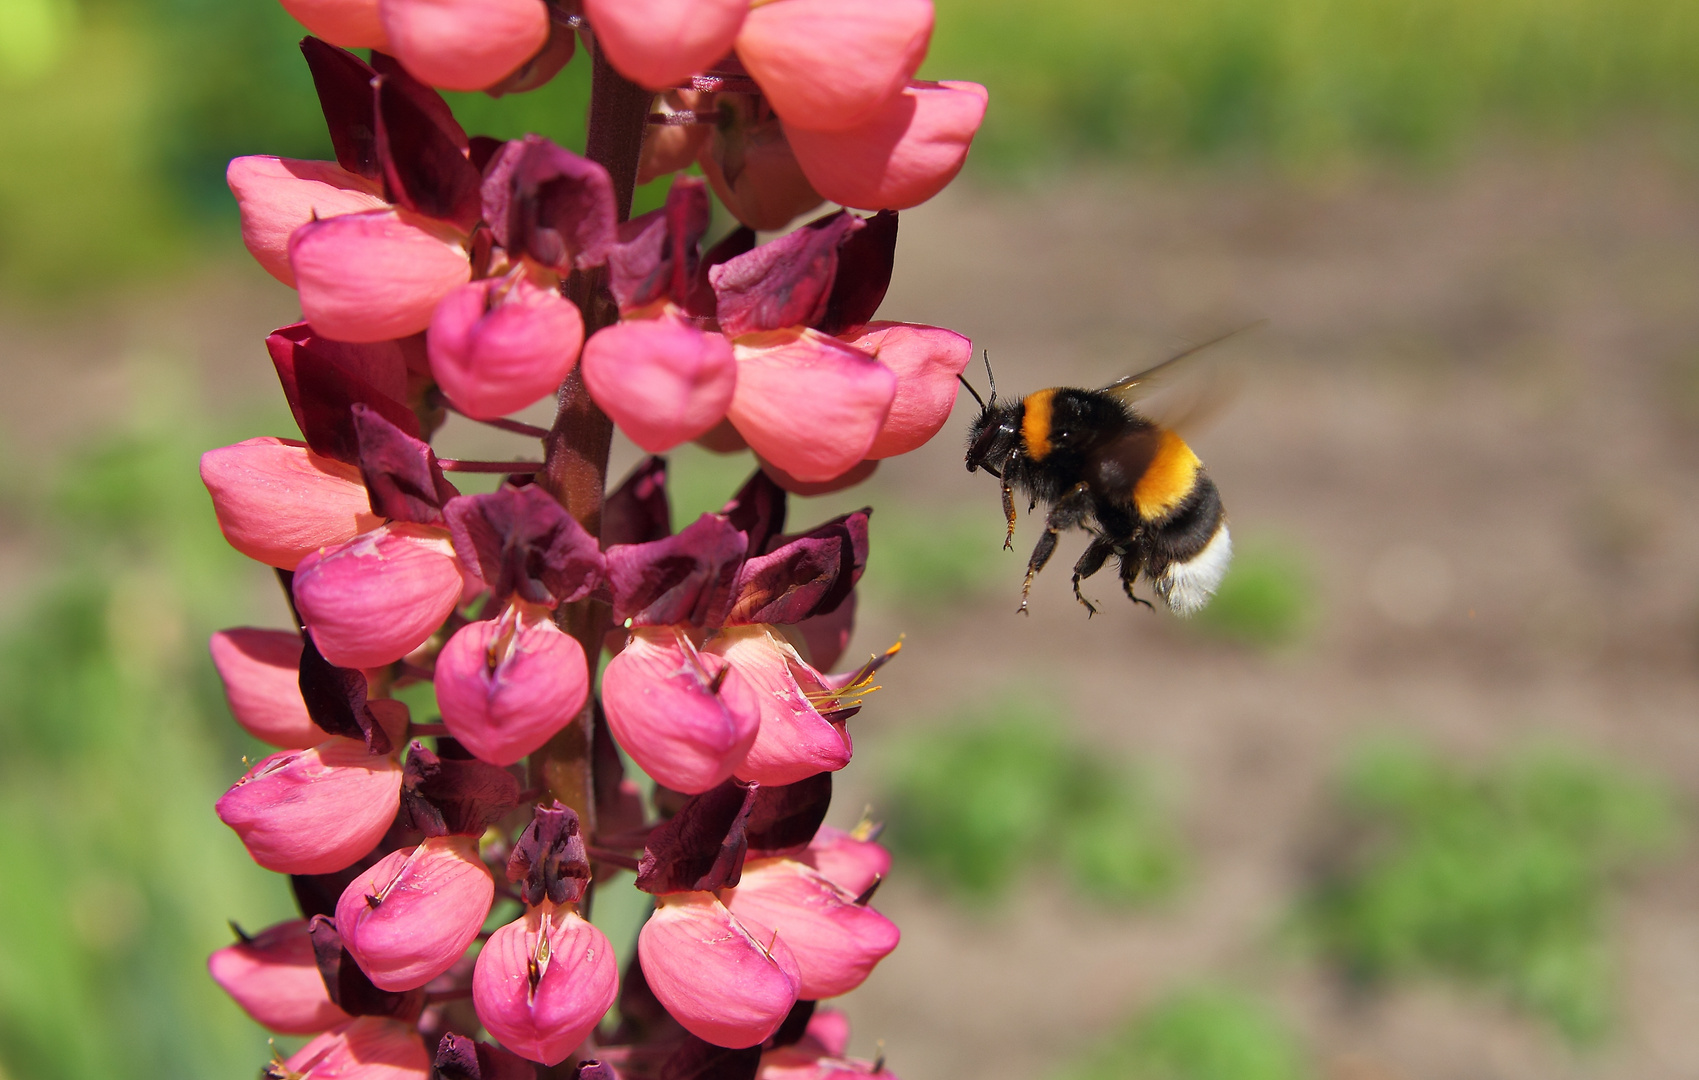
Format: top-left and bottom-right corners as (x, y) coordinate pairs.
(787, 81), (987, 212)
(335, 834), (495, 991)
(848, 322), (973, 458)
(728, 330), (894, 484)
(201, 437), (382, 571)
(216, 737), (403, 875)
(435, 612), (589, 767)
(379, 0), (550, 92)
(428, 274), (585, 421)
(601, 627), (760, 794)
(290, 208), (471, 344)
(698, 95), (824, 232)
(292, 523), (465, 670)
(585, 0), (747, 89)
(581, 318), (737, 453)
(275, 1016), (431, 1080)
(208, 919), (350, 1034)
(801, 825), (890, 896)
(638, 891), (800, 1049)
(736, 0), (933, 133)
(472, 902), (619, 1065)
(708, 626), (852, 786)
(279, 0), (390, 49)
(722, 858), (898, 999)
(228, 157), (388, 287)
(210, 628), (322, 749)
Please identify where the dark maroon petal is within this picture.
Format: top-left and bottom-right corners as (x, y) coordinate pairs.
(745, 773), (832, 856)
(435, 1034), (538, 1080)
(291, 842), (391, 920)
(720, 469), (787, 557)
(267, 323), (422, 465)
(607, 176), (711, 311)
(298, 629), (389, 753)
(685, 225), (755, 319)
(369, 52), (468, 149)
(658, 1035), (762, 1080)
(443, 485), (605, 608)
(469, 136), (506, 175)
(300, 37), (381, 182)
(605, 514), (747, 628)
(307, 915), (425, 1019)
(399, 742), (521, 837)
(481, 136), (617, 273)
(372, 74), (483, 231)
(506, 802), (590, 905)
(767, 1000), (818, 1051)
(635, 780), (756, 895)
(351, 404), (459, 525)
(723, 510), (870, 626)
(709, 211), (862, 337)
(602, 457), (671, 548)
(816, 209), (897, 337)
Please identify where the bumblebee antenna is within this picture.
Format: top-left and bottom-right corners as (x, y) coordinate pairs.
(957, 372), (987, 410)
(982, 350), (998, 405)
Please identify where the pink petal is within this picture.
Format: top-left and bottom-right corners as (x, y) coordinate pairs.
(697, 94), (824, 232)
(787, 81), (987, 211)
(707, 626), (852, 787)
(727, 330), (894, 484)
(722, 857), (899, 999)
(283, 1016), (431, 1080)
(228, 157), (387, 287)
(215, 737), (403, 875)
(200, 437), (382, 571)
(291, 523), (465, 670)
(581, 318), (737, 453)
(804, 1008), (852, 1058)
(428, 274), (585, 420)
(600, 627), (760, 794)
(585, 0), (747, 89)
(290, 208), (471, 344)
(757, 457), (878, 496)
(637, 891), (800, 1048)
(847, 322), (973, 458)
(336, 834), (495, 991)
(279, 0), (392, 49)
(800, 825), (890, 896)
(472, 903), (619, 1065)
(209, 627), (322, 749)
(736, 0), (933, 133)
(434, 614), (589, 767)
(207, 919), (351, 1034)
(379, 0), (550, 91)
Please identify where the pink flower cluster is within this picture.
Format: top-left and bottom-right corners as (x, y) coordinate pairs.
(208, 5), (983, 1078)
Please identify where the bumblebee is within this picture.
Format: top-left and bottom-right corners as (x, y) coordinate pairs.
(963, 343), (1234, 616)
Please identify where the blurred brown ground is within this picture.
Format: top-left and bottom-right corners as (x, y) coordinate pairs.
(6, 142), (1699, 1079)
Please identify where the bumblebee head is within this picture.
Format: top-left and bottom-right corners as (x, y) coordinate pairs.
(965, 399), (1023, 475)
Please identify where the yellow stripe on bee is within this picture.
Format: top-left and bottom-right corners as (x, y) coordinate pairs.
(1021, 389), (1057, 460)
(1134, 429), (1201, 520)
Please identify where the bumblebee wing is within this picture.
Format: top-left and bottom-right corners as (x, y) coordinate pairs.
(1099, 320), (1266, 406)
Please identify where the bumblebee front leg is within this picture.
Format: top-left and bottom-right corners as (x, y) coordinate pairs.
(1000, 474), (1017, 551)
(1019, 483), (1095, 614)
(1071, 537), (1116, 617)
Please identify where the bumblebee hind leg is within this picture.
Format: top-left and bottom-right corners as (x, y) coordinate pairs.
(1071, 537), (1116, 617)
(1020, 483), (1094, 615)
(1117, 547), (1155, 610)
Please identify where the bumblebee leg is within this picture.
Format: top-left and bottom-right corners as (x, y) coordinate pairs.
(1019, 483), (1094, 614)
(1117, 549), (1155, 610)
(1071, 537), (1115, 617)
(1000, 476), (1017, 551)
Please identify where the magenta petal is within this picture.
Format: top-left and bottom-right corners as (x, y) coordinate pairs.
(434, 615), (589, 767)
(736, 0), (933, 133)
(637, 891), (800, 1049)
(201, 437), (382, 570)
(581, 318), (736, 453)
(336, 834), (494, 991)
(290, 208), (471, 343)
(722, 857), (899, 999)
(601, 627), (760, 794)
(787, 81), (988, 212)
(379, 0), (550, 92)
(708, 626), (852, 786)
(281, 1016), (431, 1080)
(585, 0), (747, 89)
(210, 628), (323, 749)
(801, 825), (891, 896)
(848, 322), (973, 458)
(291, 524), (465, 670)
(208, 919), (351, 1034)
(227, 157), (387, 286)
(472, 904), (618, 1065)
(216, 737), (403, 875)
(727, 331), (894, 484)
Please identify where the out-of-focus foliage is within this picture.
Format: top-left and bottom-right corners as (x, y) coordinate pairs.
(883, 698), (1183, 906)
(865, 503), (1005, 611)
(1190, 541), (1312, 648)
(1059, 987), (1313, 1080)
(1299, 740), (1676, 1041)
(0, 372), (297, 1080)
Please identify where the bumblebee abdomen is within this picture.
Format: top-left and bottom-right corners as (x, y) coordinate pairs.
(1132, 429), (1202, 522)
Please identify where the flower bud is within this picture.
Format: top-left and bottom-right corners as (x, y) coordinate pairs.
(756, 458), (877, 497)
(707, 626), (852, 786)
(208, 919), (351, 1034)
(428, 274), (584, 421)
(849, 322), (972, 458)
(800, 825), (889, 896)
(601, 627), (761, 794)
(472, 902), (619, 1065)
(210, 628), (323, 749)
(581, 318), (737, 453)
(637, 891), (800, 1049)
(335, 834), (495, 991)
(279, 0), (391, 49)
(434, 613), (589, 767)
(736, 0), (933, 132)
(292, 523), (465, 670)
(728, 330), (894, 484)
(638, 92), (712, 185)
(378, 0), (550, 92)
(585, 0), (748, 89)
(273, 1016), (432, 1080)
(217, 737), (403, 875)
(698, 95), (824, 232)
(290, 208), (471, 344)
(787, 81), (987, 212)
(201, 437), (382, 571)
(722, 858), (898, 999)
(228, 157), (388, 287)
